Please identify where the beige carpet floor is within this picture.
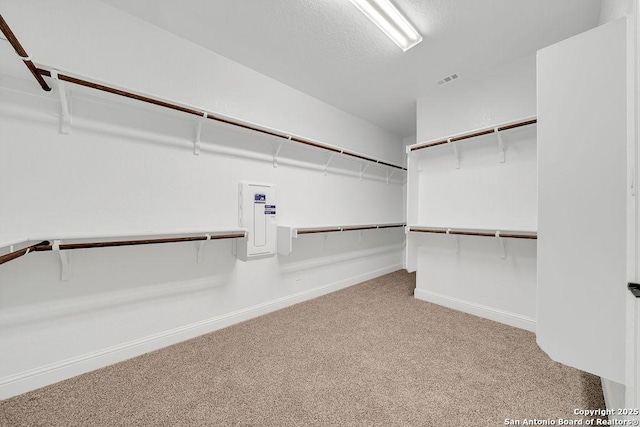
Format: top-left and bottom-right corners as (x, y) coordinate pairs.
(1, 271), (604, 426)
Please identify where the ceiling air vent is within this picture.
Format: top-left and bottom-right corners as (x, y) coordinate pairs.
(437, 73), (459, 85)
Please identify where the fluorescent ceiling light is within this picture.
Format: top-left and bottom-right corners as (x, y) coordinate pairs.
(349, 0), (422, 52)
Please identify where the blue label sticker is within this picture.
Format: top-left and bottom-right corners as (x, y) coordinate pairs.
(254, 194), (266, 203)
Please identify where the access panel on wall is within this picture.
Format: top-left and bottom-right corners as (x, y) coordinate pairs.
(238, 182), (276, 261)
(537, 18), (627, 384)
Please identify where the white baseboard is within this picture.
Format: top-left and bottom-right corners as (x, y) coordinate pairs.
(602, 378), (626, 419)
(0, 263), (402, 399)
(414, 289), (536, 332)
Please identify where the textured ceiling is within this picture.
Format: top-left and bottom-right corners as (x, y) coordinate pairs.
(101, 0), (602, 138)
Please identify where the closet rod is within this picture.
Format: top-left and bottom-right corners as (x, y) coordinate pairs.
(0, 15), (51, 91)
(297, 228), (343, 235)
(296, 223), (405, 235)
(0, 240), (49, 266)
(34, 67), (406, 171)
(410, 118), (537, 152)
(0, 233), (246, 266)
(0, 15), (406, 171)
(409, 227), (537, 240)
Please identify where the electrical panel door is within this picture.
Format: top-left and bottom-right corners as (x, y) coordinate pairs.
(238, 182), (276, 260)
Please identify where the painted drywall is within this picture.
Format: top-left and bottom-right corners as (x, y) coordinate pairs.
(0, 73), (405, 398)
(416, 55), (536, 142)
(0, 0), (402, 164)
(631, 0), (640, 413)
(600, 0), (634, 24)
(599, 0), (636, 413)
(411, 54), (537, 330)
(0, 1), (405, 398)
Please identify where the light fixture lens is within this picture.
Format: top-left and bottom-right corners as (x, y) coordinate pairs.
(349, 0), (422, 52)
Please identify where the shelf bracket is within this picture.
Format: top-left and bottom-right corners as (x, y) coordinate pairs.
(324, 153), (335, 176)
(495, 231), (506, 259)
(273, 141), (283, 167)
(448, 138), (459, 169)
(197, 234), (210, 263)
(496, 128), (506, 163)
(194, 112), (207, 155)
(323, 233), (329, 251)
(51, 70), (71, 134)
(386, 169), (395, 184)
(360, 163), (370, 181)
(446, 229), (460, 254)
(273, 136), (289, 168)
(359, 230), (364, 244)
(52, 240), (70, 281)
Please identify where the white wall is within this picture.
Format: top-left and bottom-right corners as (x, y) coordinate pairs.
(411, 55), (537, 331)
(599, 0), (637, 412)
(0, 0), (402, 164)
(0, 1), (405, 398)
(600, 0), (634, 24)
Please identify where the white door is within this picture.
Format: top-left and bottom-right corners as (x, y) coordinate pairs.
(537, 18), (627, 384)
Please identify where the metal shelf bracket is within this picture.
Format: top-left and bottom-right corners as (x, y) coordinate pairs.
(51, 70), (71, 134)
(495, 231), (506, 259)
(197, 234), (211, 263)
(448, 138), (460, 169)
(360, 163), (370, 181)
(496, 128), (506, 163)
(387, 169), (395, 184)
(273, 136), (290, 168)
(324, 153), (335, 176)
(194, 112), (207, 155)
(52, 240), (70, 281)
(446, 228), (460, 254)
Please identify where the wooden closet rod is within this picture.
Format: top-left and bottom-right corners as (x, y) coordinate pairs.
(34, 67), (407, 171)
(0, 240), (50, 266)
(409, 227), (537, 240)
(0, 233), (246, 266)
(0, 15), (406, 171)
(0, 15), (51, 92)
(410, 118), (537, 152)
(297, 228), (343, 235)
(296, 223), (405, 235)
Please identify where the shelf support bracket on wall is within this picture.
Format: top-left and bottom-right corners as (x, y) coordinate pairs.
(52, 240), (70, 281)
(496, 128), (506, 163)
(324, 153), (335, 176)
(446, 229), (460, 254)
(194, 112), (207, 155)
(323, 233), (329, 251)
(197, 234), (210, 263)
(386, 169), (395, 184)
(51, 70), (71, 134)
(359, 230), (365, 244)
(360, 163), (370, 181)
(448, 138), (459, 169)
(495, 231), (506, 259)
(273, 136), (289, 168)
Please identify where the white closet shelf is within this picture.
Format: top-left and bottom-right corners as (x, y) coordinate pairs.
(407, 116), (537, 153)
(0, 228), (248, 267)
(277, 223), (405, 255)
(408, 225), (537, 239)
(0, 16), (407, 175)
